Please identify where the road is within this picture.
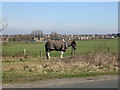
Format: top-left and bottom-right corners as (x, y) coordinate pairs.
(3, 75), (118, 88)
(46, 79), (118, 88)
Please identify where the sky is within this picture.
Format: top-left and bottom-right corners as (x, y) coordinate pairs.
(2, 2), (118, 35)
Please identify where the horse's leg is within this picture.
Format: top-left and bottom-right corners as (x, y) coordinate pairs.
(60, 51), (64, 59)
(46, 51), (51, 59)
(71, 47), (73, 55)
(46, 51), (49, 59)
(46, 48), (51, 59)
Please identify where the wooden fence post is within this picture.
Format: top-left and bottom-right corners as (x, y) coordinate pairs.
(107, 47), (110, 52)
(24, 49), (27, 58)
(40, 51), (42, 57)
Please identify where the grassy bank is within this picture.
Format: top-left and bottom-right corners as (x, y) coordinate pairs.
(3, 52), (119, 84)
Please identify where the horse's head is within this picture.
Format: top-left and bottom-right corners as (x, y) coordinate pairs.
(71, 40), (76, 50)
(70, 40), (76, 50)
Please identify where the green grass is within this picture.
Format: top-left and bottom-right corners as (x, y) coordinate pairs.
(2, 42), (45, 57)
(2, 39), (118, 57)
(76, 39), (118, 54)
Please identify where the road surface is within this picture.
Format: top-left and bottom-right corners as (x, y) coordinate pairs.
(3, 75), (118, 88)
(46, 79), (118, 88)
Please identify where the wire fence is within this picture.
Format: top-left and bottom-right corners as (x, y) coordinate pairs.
(2, 39), (118, 57)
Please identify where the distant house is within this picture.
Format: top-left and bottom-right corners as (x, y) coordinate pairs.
(0, 36), (9, 42)
(33, 36), (44, 42)
(105, 36), (115, 39)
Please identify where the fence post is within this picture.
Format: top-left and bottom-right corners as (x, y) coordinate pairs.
(107, 47), (110, 52)
(40, 51), (42, 57)
(24, 49), (27, 58)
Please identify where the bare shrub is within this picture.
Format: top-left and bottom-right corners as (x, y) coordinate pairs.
(68, 52), (118, 71)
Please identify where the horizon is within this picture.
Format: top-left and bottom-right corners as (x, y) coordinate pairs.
(2, 2), (118, 35)
(1, 32), (118, 35)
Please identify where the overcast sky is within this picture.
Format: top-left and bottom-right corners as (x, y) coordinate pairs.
(2, 2), (118, 35)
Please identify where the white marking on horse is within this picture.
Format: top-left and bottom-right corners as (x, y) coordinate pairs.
(60, 51), (64, 59)
(47, 52), (51, 59)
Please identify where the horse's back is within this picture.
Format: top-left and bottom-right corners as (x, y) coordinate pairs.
(45, 40), (65, 50)
(46, 40), (64, 45)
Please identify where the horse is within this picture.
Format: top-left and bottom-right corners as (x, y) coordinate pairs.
(45, 39), (76, 59)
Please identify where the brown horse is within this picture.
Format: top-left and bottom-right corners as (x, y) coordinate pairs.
(45, 40), (76, 59)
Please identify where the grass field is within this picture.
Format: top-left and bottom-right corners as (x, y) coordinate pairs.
(2, 39), (119, 84)
(2, 39), (118, 57)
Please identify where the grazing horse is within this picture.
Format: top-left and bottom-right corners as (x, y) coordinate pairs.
(45, 40), (76, 59)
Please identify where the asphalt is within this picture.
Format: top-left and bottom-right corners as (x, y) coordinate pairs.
(3, 75), (118, 88)
(46, 79), (118, 88)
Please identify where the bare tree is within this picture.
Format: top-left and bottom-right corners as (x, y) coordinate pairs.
(50, 31), (60, 40)
(31, 30), (35, 35)
(0, 17), (8, 32)
(31, 30), (44, 36)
